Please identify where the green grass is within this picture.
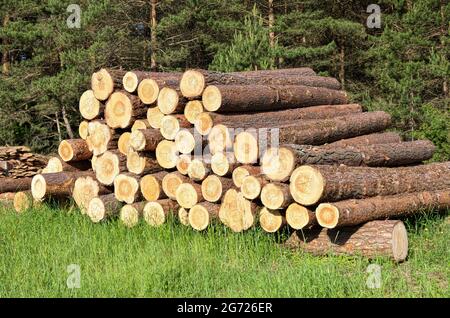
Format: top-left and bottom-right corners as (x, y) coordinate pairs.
(0, 203), (448, 298)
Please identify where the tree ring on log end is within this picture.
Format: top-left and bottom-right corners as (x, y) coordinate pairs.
(138, 79), (159, 104)
(158, 87), (180, 115)
(286, 203), (311, 230)
(176, 183), (199, 209)
(289, 165), (325, 206)
(88, 197), (106, 223)
(259, 207), (284, 233)
(262, 147), (295, 182)
(91, 69), (114, 101)
(120, 205), (139, 228)
(143, 202), (165, 227)
(31, 174), (46, 200)
(202, 85), (222, 112)
(79, 90), (101, 120)
(316, 203), (339, 229)
(180, 70), (205, 98)
(178, 207), (189, 226)
(189, 204), (210, 231)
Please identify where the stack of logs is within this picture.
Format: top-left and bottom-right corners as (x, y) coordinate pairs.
(5, 67), (450, 263)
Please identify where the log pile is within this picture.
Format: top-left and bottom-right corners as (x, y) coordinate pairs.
(0, 146), (48, 178)
(2, 67), (449, 263)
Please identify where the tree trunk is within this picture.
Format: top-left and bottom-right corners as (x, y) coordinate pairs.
(43, 156), (91, 174)
(317, 189), (450, 229)
(140, 171), (168, 201)
(339, 45), (345, 89)
(234, 111), (392, 164)
(150, 0), (158, 70)
(73, 176), (111, 214)
(58, 139), (92, 162)
(0, 177), (32, 193)
(232, 165), (261, 188)
(286, 203), (316, 230)
(261, 182), (293, 209)
(126, 149), (161, 175)
(201, 175), (234, 203)
(289, 162), (450, 206)
(86, 121), (118, 156)
(122, 70), (181, 95)
(105, 91), (147, 129)
(162, 172), (190, 200)
(268, 0), (275, 66)
(322, 132), (402, 149)
(259, 207), (287, 233)
(175, 182), (204, 209)
(31, 171), (94, 200)
(120, 201), (147, 227)
(143, 199), (180, 226)
(91, 68), (127, 101)
(129, 128), (163, 151)
(2, 14), (10, 75)
(93, 150), (127, 186)
(285, 220), (408, 262)
(87, 193), (123, 223)
(189, 202), (220, 231)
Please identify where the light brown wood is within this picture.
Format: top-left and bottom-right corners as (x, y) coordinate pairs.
(147, 107), (164, 129)
(259, 207), (286, 233)
(232, 165), (261, 188)
(175, 129), (196, 154)
(91, 68), (125, 101)
(176, 154), (192, 175)
(140, 171), (168, 201)
(285, 203), (316, 230)
(241, 175), (268, 200)
(43, 157), (91, 173)
(157, 87), (185, 114)
(118, 132), (132, 155)
(129, 129), (163, 152)
(155, 140), (178, 169)
(184, 101), (204, 124)
(120, 201), (147, 228)
(178, 207), (190, 226)
(114, 173), (141, 204)
(94, 151), (127, 186)
(58, 139), (92, 162)
(188, 159), (210, 182)
(105, 91), (146, 129)
(137, 79), (160, 104)
(131, 119), (151, 132)
(73, 176), (111, 214)
(31, 171), (94, 200)
(189, 202), (220, 231)
(78, 121), (89, 140)
(207, 124), (233, 155)
(79, 90), (103, 120)
(261, 182), (293, 209)
(88, 194), (123, 223)
(219, 189), (258, 232)
(86, 121), (117, 156)
(13, 191), (39, 213)
(194, 112), (214, 135)
(175, 182), (204, 209)
(143, 199), (180, 227)
(201, 175), (234, 203)
(160, 115), (191, 140)
(126, 149), (161, 175)
(123, 71), (146, 93)
(162, 172), (190, 200)
(285, 220), (409, 262)
(210, 152), (238, 177)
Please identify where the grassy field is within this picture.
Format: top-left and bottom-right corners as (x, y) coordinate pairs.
(0, 203), (448, 298)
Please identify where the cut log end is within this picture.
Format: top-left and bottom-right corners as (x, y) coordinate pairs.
(232, 166), (250, 188)
(78, 121), (89, 140)
(86, 122), (113, 156)
(140, 174), (162, 202)
(31, 174), (46, 200)
(211, 152), (231, 177)
(392, 222), (409, 262)
(123, 71), (139, 93)
(73, 176), (100, 214)
(201, 175), (222, 203)
(129, 130), (146, 152)
(259, 207), (285, 233)
(143, 201), (166, 227)
(147, 107), (164, 129)
(180, 70), (205, 98)
(156, 140), (178, 169)
(138, 79), (159, 104)
(241, 175), (262, 200)
(286, 203), (314, 230)
(162, 172), (185, 199)
(118, 132), (132, 155)
(261, 183), (287, 210)
(94, 151), (122, 186)
(79, 90), (101, 120)
(189, 204), (210, 231)
(188, 159), (209, 181)
(262, 147), (296, 182)
(176, 183), (199, 209)
(234, 131), (258, 164)
(194, 112), (213, 136)
(91, 68), (114, 101)
(202, 85), (222, 112)
(289, 165), (325, 206)
(208, 124), (232, 155)
(114, 174), (139, 204)
(176, 155), (191, 175)
(175, 129), (195, 154)
(158, 87), (180, 115)
(316, 203), (339, 229)
(120, 205), (140, 228)
(178, 207), (190, 226)
(105, 92), (133, 129)
(131, 119), (150, 132)
(160, 115), (181, 140)
(185, 100), (204, 124)
(13, 191), (33, 213)
(87, 197), (107, 223)
(58, 140), (74, 162)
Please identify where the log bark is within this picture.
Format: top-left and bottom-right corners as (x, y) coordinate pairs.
(201, 175), (234, 203)
(189, 202), (220, 231)
(241, 175), (269, 200)
(105, 91), (147, 129)
(180, 68), (318, 98)
(202, 84), (348, 113)
(114, 173), (141, 204)
(126, 149), (161, 175)
(0, 177), (32, 193)
(175, 182), (204, 209)
(322, 132), (402, 149)
(316, 189), (450, 229)
(31, 171), (94, 200)
(129, 128), (163, 152)
(261, 182), (293, 209)
(94, 151), (127, 186)
(259, 207), (287, 233)
(232, 165), (261, 188)
(87, 193), (123, 223)
(262, 140), (435, 182)
(73, 175), (111, 214)
(234, 111), (392, 164)
(58, 139), (92, 162)
(140, 171), (168, 201)
(91, 68), (126, 101)
(195, 104), (362, 135)
(285, 220), (408, 262)
(120, 201), (147, 228)
(286, 203), (316, 230)
(123, 70), (181, 94)
(143, 199), (180, 226)
(289, 162), (450, 206)
(162, 172), (190, 199)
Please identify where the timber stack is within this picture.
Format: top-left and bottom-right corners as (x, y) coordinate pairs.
(2, 67), (449, 263)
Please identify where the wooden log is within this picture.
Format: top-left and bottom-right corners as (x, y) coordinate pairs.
(160, 115), (191, 140)
(118, 132), (132, 155)
(157, 87), (186, 115)
(175, 182), (204, 209)
(317, 189), (450, 229)
(207, 124), (233, 154)
(79, 90), (104, 120)
(285, 220), (408, 262)
(73, 176), (111, 214)
(259, 207), (287, 233)
(147, 107), (164, 129)
(321, 132), (402, 149)
(262, 140), (435, 182)
(285, 203), (316, 230)
(43, 157), (91, 173)
(123, 70), (181, 95)
(58, 139), (92, 162)
(219, 189), (258, 232)
(131, 119), (151, 132)
(87, 193), (123, 223)
(13, 191), (40, 213)
(194, 104), (363, 136)
(180, 68), (318, 98)
(126, 149), (161, 175)
(201, 175), (234, 203)
(31, 171), (94, 200)
(155, 140), (178, 169)
(232, 165), (261, 188)
(105, 91), (147, 129)
(94, 151), (127, 186)
(178, 207), (190, 226)
(241, 175), (269, 200)
(176, 154), (192, 175)
(210, 152), (238, 177)
(137, 79), (160, 105)
(78, 121), (89, 140)
(184, 100), (204, 124)
(174, 129), (197, 155)
(187, 159), (211, 182)
(0, 177), (32, 193)
(129, 128), (163, 152)
(114, 173), (141, 204)
(202, 84), (348, 113)
(162, 172), (190, 200)
(91, 68), (126, 101)
(120, 201), (146, 228)
(234, 111), (392, 164)
(86, 121), (117, 156)
(261, 182), (293, 209)
(140, 171), (168, 201)
(189, 202), (220, 231)
(289, 162), (450, 206)
(143, 199), (180, 227)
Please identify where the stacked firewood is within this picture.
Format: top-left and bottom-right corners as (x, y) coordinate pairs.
(0, 146), (47, 178)
(6, 67), (450, 263)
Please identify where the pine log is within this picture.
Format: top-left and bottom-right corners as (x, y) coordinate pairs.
(114, 173), (141, 204)
(91, 68), (126, 101)
(87, 193), (123, 223)
(131, 119), (151, 132)
(241, 175), (269, 200)
(13, 191), (40, 213)
(176, 154), (192, 175)
(105, 91), (147, 129)
(178, 207), (190, 226)
(126, 149), (161, 175)
(79, 90), (104, 120)
(322, 132), (402, 149)
(94, 151), (127, 186)
(211, 152), (239, 177)
(157, 87), (186, 115)
(118, 132), (132, 155)
(79, 121), (89, 140)
(43, 156), (91, 173)
(120, 201), (147, 228)
(175, 182), (204, 209)
(31, 171), (94, 200)
(202, 84), (348, 113)
(155, 140), (178, 169)
(207, 124), (233, 154)
(0, 177), (32, 193)
(160, 114), (191, 140)
(187, 159), (211, 182)
(180, 68), (318, 98)
(123, 70), (181, 95)
(58, 139), (92, 162)
(184, 100), (204, 124)
(289, 162), (450, 206)
(129, 128), (163, 152)
(262, 140), (435, 182)
(259, 207), (287, 233)
(234, 111), (392, 164)
(261, 182), (293, 210)
(86, 121), (117, 156)
(73, 176), (111, 214)
(189, 202), (220, 231)
(147, 107), (165, 129)
(285, 220), (408, 262)
(232, 165), (261, 188)
(285, 203), (316, 230)
(317, 189), (450, 229)
(194, 104), (363, 135)
(201, 175), (234, 203)
(162, 172), (190, 200)
(219, 189), (259, 232)
(140, 171), (168, 201)
(143, 199), (180, 227)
